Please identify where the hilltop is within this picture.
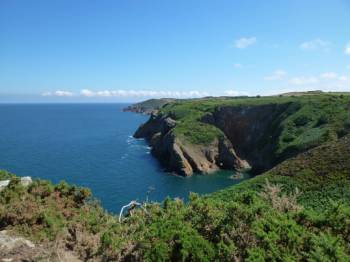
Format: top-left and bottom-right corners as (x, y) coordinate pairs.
(123, 98), (176, 115)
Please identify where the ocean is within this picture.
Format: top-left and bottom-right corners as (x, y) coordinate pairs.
(0, 103), (249, 213)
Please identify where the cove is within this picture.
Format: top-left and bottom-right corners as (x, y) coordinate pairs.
(0, 103), (250, 213)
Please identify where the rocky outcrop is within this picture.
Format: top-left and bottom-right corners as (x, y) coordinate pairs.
(0, 230), (47, 261)
(134, 114), (251, 176)
(134, 102), (299, 176)
(209, 103), (292, 173)
(0, 176), (32, 191)
(0, 230), (82, 261)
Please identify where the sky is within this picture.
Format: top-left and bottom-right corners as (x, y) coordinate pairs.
(1, 0), (350, 103)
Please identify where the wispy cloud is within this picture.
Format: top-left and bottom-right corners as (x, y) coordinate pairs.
(345, 43), (350, 55)
(289, 76), (319, 85)
(42, 89), (211, 98)
(80, 89), (95, 97)
(234, 37), (256, 49)
(299, 39), (331, 51)
(224, 90), (250, 96)
(233, 63), (243, 69)
(264, 70), (287, 81)
(41, 89), (257, 99)
(260, 69), (350, 96)
(287, 72), (350, 92)
(41, 90), (74, 97)
(320, 72), (337, 79)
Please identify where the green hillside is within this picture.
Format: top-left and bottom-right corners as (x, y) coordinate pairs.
(1, 134), (350, 260)
(160, 94), (350, 160)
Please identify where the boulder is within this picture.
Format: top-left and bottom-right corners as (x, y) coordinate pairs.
(0, 177), (32, 191)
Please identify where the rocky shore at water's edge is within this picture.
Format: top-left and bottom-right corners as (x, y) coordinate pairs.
(134, 113), (251, 176)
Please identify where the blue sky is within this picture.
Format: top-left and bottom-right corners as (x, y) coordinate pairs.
(1, 0), (350, 102)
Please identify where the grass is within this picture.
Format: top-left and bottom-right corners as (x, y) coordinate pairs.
(160, 94), (350, 167)
(212, 133), (350, 210)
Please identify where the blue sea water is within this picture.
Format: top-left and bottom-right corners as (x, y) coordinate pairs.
(0, 104), (249, 213)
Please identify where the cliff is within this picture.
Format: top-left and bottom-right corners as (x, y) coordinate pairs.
(134, 94), (350, 176)
(134, 113), (250, 176)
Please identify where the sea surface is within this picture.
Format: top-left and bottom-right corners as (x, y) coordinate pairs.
(0, 104), (249, 213)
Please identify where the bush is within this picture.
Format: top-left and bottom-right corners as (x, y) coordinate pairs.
(294, 114), (311, 126)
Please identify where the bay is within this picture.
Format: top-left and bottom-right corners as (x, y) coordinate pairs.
(0, 104), (249, 213)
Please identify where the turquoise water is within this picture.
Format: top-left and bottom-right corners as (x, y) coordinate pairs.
(0, 104), (249, 213)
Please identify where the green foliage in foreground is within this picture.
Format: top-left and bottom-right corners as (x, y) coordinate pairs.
(1, 135), (350, 260)
(3, 174), (349, 261)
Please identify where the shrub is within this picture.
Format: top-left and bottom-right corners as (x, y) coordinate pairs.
(316, 114), (329, 126)
(294, 114), (311, 126)
(258, 180), (302, 213)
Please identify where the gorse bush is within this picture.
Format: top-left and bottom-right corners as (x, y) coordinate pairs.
(258, 179), (302, 212)
(1, 157), (350, 261)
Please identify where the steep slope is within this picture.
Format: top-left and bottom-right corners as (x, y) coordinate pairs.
(134, 113), (250, 176)
(134, 94), (350, 176)
(2, 134), (350, 261)
(212, 133), (350, 208)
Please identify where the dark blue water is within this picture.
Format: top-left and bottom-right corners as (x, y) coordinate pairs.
(0, 104), (249, 213)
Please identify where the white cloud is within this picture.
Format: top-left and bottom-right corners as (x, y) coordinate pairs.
(80, 89), (95, 97)
(299, 39), (331, 51)
(289, 76), (319, 85)
(234, 37), (256, 49)
(78, 89), (210, 98)
(233, 63), (243, 69)
(320, 72), (337, 79)
(287, 72), (350, 92)
(55, 90), (74, 97)
(224, 90), (250, 96)
(264, 70), (287, 81)
(319, 72), (349, 82)
(338, 76), (349, 81)
(345, 43), (350, 54)
(41, 90), (74, 97)
(41, 92), (52, 97)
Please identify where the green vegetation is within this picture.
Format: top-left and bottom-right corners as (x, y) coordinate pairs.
(161, 94), (350, 161)
(1, 134), (350, 260)
(124, 98), (176, 114)
(1, 94), (350, 260)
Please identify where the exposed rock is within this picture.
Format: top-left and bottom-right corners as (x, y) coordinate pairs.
(0, 230), (84, 262)
(0, 180), (10, 191)
(0, 230), (46, 261)
(0, 231), (35, 250)
(133, 102), (302, 176)
(211, 103), (292, 173)
(0, 176), (32, 191)
(134, 113), (250, 176)
(218, 138), (250, 171)
(20, 176), (32, 186)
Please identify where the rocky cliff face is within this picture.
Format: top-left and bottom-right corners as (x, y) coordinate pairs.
(134, 102), (297, 176)
(208, 103), (292, 173)
(134, 112), (251, 176)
